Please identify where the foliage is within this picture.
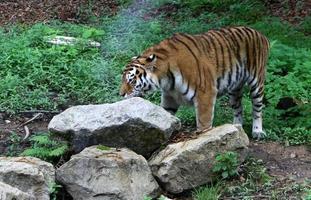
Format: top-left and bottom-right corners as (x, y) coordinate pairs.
(193, 182), (223, 200)
(212, 151), (239, 179)
(0, 0), (310, 146)
(48, 182), (63, 200)
(0, 23), (120, 113)
(21, 132), (68, 162)
(4, 132), (22, 156)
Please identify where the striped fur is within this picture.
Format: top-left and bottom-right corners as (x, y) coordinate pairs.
(120, 26), (270, 138)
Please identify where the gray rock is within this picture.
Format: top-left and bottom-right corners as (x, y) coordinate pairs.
(0, 157), (55, 200)
(149, 124), (249, 194)
(0, 182), (35, 200)
(48, 97), (180, 157)
(56, 146), (161, 200)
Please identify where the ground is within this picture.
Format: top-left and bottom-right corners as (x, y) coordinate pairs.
(0, 0), (310, 199)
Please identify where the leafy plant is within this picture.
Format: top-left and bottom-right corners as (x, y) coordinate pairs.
(212, 151), (239, 179)
(48, 182), (62, 200)
(5, 132), (22, 156)
(21, 133), (68, 162)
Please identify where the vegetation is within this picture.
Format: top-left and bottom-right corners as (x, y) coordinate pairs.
(1, 0), (309, 146)
(21, 133), (68, 163)
(97, 145), (111, 151)
(212, 151), (239, 179)
(195, 157), (310, 199)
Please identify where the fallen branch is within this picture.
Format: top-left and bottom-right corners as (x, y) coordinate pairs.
(23, 125), (30, 141)
(18, 113), (43, 128)
(18, 110), (60, 114)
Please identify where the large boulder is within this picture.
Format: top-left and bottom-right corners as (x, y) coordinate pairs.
(149, 124), (249, 194)
(48, 97), (181, 157)
(0, 157), (55, 200)
(0, 182), (35, 200)
(56, 145), (161, 200)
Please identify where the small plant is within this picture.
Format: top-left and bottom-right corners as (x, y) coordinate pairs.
(212, 151), (239, 179)
(193, 182), (223, 200)
(48, 182), (62, 200)
(21, 132), (68, 163)
(5, 132), (22, 156)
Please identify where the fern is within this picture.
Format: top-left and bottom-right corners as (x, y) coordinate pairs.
(21, 132), (68, 162)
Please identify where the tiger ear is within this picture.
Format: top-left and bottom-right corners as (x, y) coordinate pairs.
(146, 54), (156, 63)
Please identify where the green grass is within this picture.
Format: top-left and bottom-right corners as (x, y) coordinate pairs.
(0, 0), (310, 145)
(193, 182), (223, 200)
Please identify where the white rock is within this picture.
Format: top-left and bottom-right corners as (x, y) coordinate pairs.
(0, 182), (35, 200)
(56, 146), (161, 200)
(48, 97), (181, 157)
(149, 124), (249, 194)
(0, 157), (55, 200)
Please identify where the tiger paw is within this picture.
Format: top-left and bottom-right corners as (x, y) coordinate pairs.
(252, 131), (266, 139)
(194, 127), (213, 135)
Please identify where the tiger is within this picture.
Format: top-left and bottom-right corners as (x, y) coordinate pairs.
(119, 26), (270, 139)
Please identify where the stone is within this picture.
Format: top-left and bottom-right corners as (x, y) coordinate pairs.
(48, 97), (180, 157)
(0, 157), (55, 200)
(0, 182), (35, 200)
(149, 124), (249, 194)
(56, 145), (161, 200)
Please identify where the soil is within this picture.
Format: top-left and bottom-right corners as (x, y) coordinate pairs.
(0, 0), (120, 26)
(266, 0), (311, 25)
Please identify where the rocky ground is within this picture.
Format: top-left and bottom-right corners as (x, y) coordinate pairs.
(0, 110), (310, 199)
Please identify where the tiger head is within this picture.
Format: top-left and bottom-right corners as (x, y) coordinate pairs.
(119, 54), (160, 98)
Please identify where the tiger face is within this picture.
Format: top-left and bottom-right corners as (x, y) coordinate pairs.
(119, 54), (158, 98)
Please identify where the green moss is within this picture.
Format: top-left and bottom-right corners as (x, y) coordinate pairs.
(97, 145), (111, 151)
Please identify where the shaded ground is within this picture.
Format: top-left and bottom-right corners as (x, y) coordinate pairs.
(249, 141), (311, 182)
(1, 0), (310, 26)
(266, 0), (311, 24)
(0, 0), (120, 25)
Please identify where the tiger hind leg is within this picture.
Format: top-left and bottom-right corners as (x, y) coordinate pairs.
(229, 87), (244, 125)
(249, 80), (265, 139)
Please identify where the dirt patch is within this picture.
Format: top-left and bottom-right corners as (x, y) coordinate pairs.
(266, 0), (311, 24)
(0, 113), (51, 155)
(0, 0), (120, 26)
(249, 141), (311, 182)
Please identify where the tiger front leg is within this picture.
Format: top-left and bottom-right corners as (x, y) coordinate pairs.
(194, 89), (217, 132)
(161, 92), (180, 115)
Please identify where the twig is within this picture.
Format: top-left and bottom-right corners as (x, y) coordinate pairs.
(0, 110), (60, 115)
(23, 125), (30, 141)
(18, 113), (43, 128)
(18, 110), (60, 114)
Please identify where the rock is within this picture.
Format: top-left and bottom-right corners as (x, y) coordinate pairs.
(0, 182), (35, 200)
(56, 146), (161, 200)
(149, 124), (249, 194)
(0, 157), (55, 200)
(48, 97), (180, 157)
